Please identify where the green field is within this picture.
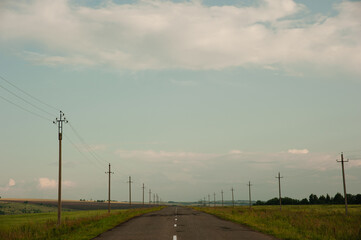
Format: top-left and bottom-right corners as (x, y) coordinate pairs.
(194, 205), (361, 240)
(0, 207), (163, 240)
(0, 201), (62, 215)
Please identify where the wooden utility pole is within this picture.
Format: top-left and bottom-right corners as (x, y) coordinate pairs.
(221, 190), (224, 207)
(337, 152), (349, 215)
(149, 189), (151, 204)
(105, 163), (114, 213)
(53, 111), (68, 226)
(208, 194), (210, 206)
(127, 176), (132, 206)
(142, 183), (145, 206)
(153, 193), (155, 205)
(247, 181), (252, 209)
(231, 187), (235, 207)
(213, 192), (216, 207)
(276, 172), (283, 211)
(204, 197), (206, 206)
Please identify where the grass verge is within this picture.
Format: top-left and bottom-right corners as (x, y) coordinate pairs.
(193, 205), (361, 240)
(0, 206), (164, 240)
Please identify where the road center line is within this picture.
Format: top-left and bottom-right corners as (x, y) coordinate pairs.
(174, 224), (177, 227)
(173, 235), (177, 240)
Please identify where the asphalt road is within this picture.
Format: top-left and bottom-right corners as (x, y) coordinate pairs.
(93, 206), (277, 240)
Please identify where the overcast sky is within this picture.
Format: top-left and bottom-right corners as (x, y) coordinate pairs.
(0, 0), (360, 202)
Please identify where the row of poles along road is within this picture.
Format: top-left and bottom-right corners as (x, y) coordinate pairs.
(55, 111), (351, 227)
(200, 153), (350, 216)
(54, 111), (164, 226)
(106, 164), (163, 211)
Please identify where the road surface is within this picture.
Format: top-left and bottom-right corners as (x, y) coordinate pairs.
(94, 206), (277, 240)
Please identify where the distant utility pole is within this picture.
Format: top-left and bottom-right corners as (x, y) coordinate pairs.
(204, 197), (206, 206)
(276, 172), (283, 211)
(127, 176), (133, 206)
(142, 183), (145, 206)
(156, 194), (159, 205)
(221, 190), (224, 207)
(231, 187), (235, 207)
(105, 163), (114, 213)
(53, 111), (68, 226)
(213, 192), (216, 207)
(208, 194), (210, 206)
(153, 193), (156, 205)
(247, 181), (252, 209)
(337, 152), (349, 215)
(149, 189), (151, 204)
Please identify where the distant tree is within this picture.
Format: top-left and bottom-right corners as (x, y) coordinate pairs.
(333, 193), (344, 204)
(326, 194), (331, 203)
(300, 198), (309, 205)
(255, 200), (265, 205)
(347, 194), (356, 204)
(266, 198), (279, 205)
(355, 194), (361, 204)
(309, 194), (319, 204)
(319, 195), (326, 204)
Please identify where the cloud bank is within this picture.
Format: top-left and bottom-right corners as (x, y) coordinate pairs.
(38, 178), (75, 189)
(0, 0), (360, 74)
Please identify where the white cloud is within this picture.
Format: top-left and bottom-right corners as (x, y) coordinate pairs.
(229, 150), (242, 154)
(115, 149), (216, 162)
(8, 178), (16, 187)
(288, 149), (309, 154)
(0, 0), (360, 74)
(0, 178), (16, 192)
(38, 178), (57, 189)
(38, 178), (75, 189)
(115, 148), (337, 172)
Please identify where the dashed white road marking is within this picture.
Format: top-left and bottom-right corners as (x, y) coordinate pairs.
(175, 218), (177, 221)
(173, 235), (177, 240)
(174, 224), (177, 227)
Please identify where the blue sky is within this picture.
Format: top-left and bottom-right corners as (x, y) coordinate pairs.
(0, 0), (360, 202)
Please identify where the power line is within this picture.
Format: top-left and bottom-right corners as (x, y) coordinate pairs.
(0, 94), (52, 122)
(0, 74), (60, 112)
(63, 134), (104, 169)
(0, 82), (56, 117)
(68, 123), (108, 165)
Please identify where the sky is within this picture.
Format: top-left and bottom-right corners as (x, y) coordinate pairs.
(0, 0), (360, 202)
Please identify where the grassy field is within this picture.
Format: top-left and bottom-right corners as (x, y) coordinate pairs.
(0, 207), (163, 240)
(0, 201), (63, 215)
(194, 205), (361, 240)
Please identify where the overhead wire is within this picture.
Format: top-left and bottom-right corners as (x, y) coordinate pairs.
(64, 133), (105, 170)
(0, 94), (52, 122)
(0, 74), (60, 112)
(68, 122), (109, 166)
(0, 83), (56, 118)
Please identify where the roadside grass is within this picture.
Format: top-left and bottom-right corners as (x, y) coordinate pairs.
(0, 201), (61, 215)
(194, 205), (361, 240)
(0, 206), (163, 240)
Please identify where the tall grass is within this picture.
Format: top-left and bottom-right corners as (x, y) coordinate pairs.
(194, 205), (361, 240)
(0, 207), (163, 240)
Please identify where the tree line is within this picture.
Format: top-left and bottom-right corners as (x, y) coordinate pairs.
(255, 193), (361, 205)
